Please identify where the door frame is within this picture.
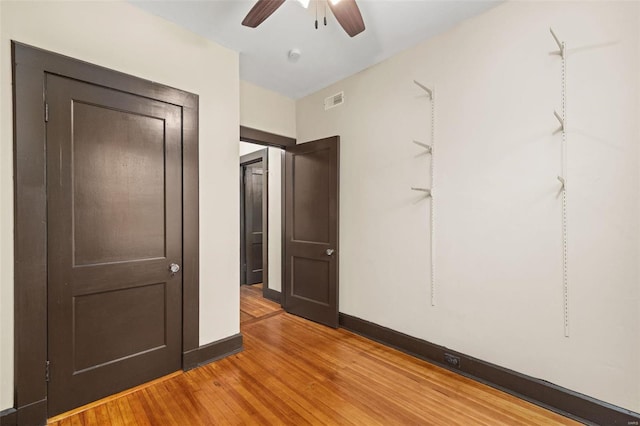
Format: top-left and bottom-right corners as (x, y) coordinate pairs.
(240, 149), (268, 292)
(239, 127), (295, 304)
(11, 42), (200, 423)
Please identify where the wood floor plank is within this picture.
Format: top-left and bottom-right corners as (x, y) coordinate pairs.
(240, 284), (281, 320)
(79, 408), (98, 426)
(105, 401), (124, 426)
(346, 349), (512, 425)
(114, 396), (137, 426)
(93, 403), (112, 426)
(49, 288), (580, 425)
(240, 310), (254, 323)
(240, 339), (378, 424)
(233, 347), (361, 425)
(122, 394), (151, 426)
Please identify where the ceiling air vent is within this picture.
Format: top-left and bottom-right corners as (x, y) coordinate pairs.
(324, 91), (344, 110)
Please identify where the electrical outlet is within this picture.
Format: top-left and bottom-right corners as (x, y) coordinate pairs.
(444, 353), (461, 369)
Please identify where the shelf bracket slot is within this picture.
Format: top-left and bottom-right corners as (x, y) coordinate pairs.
(550, 27), (565, 58)
(413, 80), (433, 99)
(411, 187), (432, 197)
(413, 140), (432, 154)
(557, 175), (565, 190)
(554, 110), (565, 131)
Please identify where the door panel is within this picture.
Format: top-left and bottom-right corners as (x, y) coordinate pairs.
(284, 136), (339, 328)
(244, 162), (264, 284)
(72, 283), (166, 372)
(72, 101), (166, 265)
(292, 148), (330, 243)
(46, 74), (183, 416)
(292, 257), (330, 304)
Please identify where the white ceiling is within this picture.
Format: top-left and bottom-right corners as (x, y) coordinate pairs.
(131, 0), (501, 99)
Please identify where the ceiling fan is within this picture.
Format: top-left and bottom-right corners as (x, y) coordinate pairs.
(242, 0), (365, 38)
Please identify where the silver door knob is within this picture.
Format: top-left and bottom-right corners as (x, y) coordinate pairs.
(169, 263), (181, 274)
(325, 249), (335, 256)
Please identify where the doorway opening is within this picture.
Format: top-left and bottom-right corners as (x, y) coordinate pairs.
(237, 127), (340, 329)
(238, 127), (295, 327)
(239, 142), (283, 311)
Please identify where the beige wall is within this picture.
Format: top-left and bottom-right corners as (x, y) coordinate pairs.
(267, 147), (283, 292)
(239, 142), (283, 292)
(239, 141), (264, 157)
(0, 1), (240, 410)
(240, 80), (296, 137)
(297, 1), (640, 412)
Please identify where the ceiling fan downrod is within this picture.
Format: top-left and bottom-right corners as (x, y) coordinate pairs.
(324, 1), (327, 26)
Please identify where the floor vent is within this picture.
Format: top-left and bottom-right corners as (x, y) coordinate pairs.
(324, 91), (344, 110)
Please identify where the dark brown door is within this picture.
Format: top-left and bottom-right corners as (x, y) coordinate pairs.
(243, 162), (264, 284)
(284, 136), (339, 328)
(46, 74), (183, 416)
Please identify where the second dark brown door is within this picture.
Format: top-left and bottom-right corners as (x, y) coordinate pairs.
(46, 74), (183, 416)
(243, 161), (264, 284)
(284, 136), (339, 328)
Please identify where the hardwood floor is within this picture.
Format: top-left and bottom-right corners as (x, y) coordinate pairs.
(48, 288), (579, 425)
(240, 284), (281, 325)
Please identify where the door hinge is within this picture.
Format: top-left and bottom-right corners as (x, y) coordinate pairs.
(45, 360), (50, 382)
(44, 103), (49, 122)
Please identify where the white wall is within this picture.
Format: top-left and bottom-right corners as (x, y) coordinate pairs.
(239, 142), (282, 292)
(239, 141), (264, 157)
(240, 80), (296, 137)
(267, 148), (283, 292)
(0, 0), (240, 411)
(297, 1), (640, 412)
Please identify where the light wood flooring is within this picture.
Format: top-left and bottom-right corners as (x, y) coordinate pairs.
(49, 285), (578, 425)
(240, 283), (282, 325)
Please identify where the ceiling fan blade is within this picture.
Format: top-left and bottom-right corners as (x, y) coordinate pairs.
(328, 0), (365, 37)
(242, 0), (286, 28)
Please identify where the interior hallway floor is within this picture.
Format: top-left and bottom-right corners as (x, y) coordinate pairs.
(48, 285), (579, 425)
(240, 283), (282, 325)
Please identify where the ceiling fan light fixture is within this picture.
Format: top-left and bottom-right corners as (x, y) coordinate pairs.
(242, 0), (363, 37)
(296, 0), (310, 8)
